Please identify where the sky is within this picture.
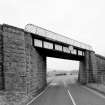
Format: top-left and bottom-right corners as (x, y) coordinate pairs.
(0, 0), (105, 71)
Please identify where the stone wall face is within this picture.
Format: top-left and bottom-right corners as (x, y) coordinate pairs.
(79, 52), (105, 84)
(79, 51), (96, 84)
(0, 25), (4, 89)
(0, 24), (47, 95)
(89, 52), (98, 81)
(78, 51), (89, 84)
(25, 33), (46, 95)
(95, 54), (105, 83)
(78, 60), (86, 83)
(2, 25), (27, 92)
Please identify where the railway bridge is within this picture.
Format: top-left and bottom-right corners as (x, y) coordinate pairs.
(0, 24), (105, 95)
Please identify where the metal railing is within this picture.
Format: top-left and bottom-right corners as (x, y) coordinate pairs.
(25, 24), (93, 51)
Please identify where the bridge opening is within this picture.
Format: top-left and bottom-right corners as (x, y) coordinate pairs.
(0, 24), (97, 96)
(47, 57), (79, 84)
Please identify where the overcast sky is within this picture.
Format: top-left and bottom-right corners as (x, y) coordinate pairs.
(0, 0), (105, 71)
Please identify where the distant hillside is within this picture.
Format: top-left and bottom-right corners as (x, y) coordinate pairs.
(47, 68), (78, 72)
(47, 68), (78, 76)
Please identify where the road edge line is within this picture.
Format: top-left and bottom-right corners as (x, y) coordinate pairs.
(82, 86), (105, 99)
(27, 83), (51, 105)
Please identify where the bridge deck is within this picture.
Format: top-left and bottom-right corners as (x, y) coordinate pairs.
(25, 24), (93, 51)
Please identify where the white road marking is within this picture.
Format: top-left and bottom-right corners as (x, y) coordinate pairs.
(67, 89), (77, 105)
(27, 81), (52, 105)
(82, 86), (105, 99)
(63, 81), (77, 105)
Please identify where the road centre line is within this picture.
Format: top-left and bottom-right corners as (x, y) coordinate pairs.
(67, 89), (77, 105)
(63, 81), (77, 105)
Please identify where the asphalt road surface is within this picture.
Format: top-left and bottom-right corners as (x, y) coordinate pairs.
(28, 75), (105, 105)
